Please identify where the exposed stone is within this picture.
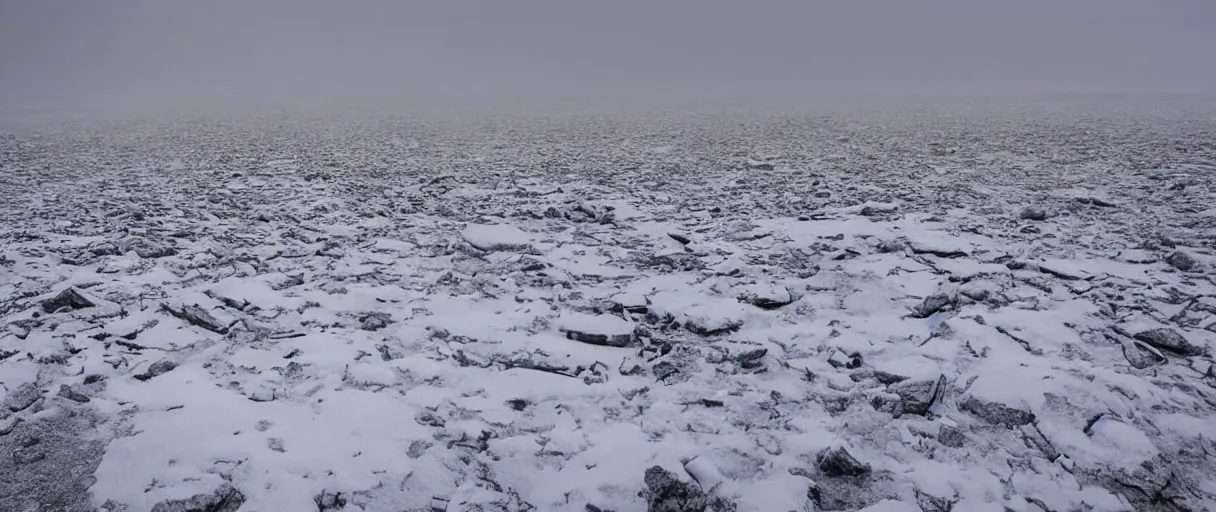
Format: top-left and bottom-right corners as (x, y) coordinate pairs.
(134, 360), (178, 382)
(159, 303), (230, 334)
(359, 312), (392, 332)
(1165, 250), (1197, 272)
(560, 312), (634, 348)
(639, 465), (737, 512)
(41, 288), (96, 313)
(151, 484), (246, 512)
(1019, 207), (1048, 221)
(1133, 328), (1203, 356)
(938, 425), (966, 448)
(960, 397), (1036, 427)
(817, 446), (871, 477)
(4, 383), (40, 413)
(56, 385), (90, 403)
(910, 293), (952, 319)
(888, 375), (945, 415)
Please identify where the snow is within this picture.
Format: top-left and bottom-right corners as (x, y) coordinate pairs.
(2, 107), (1216, 511)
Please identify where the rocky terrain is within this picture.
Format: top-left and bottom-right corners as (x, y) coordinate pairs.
(1, 105), (1215, 511)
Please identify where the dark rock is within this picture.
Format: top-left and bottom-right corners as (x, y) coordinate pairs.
(41, 288), (96, 313)
(817, 446), (871, 477)
(506, 399), (530, 411)
(960, 397), (1036, 427)
(938, 425), (966, 448)
(57, 385), (90, 403)
(135, 360), (177, 381)
(1090, 197), (1116, 207)
(565, 330), (633, 348)
(1165, 250), (1197, 272)
(910, 293), (952, 319)
(639, 465), (737, 512)
(159, 303), (229, 334)
(1122, 341), (1166, 369)
(870, 394), (904, 417)
(83, 374), (105, 385)
(733, 348), (767, 364)
(1133, 328), (1203, 356)
(888, 375), (946, 415)
(312, 490), (346, 510)
(668, 233), (692, 245)
(359, 312), (392, 332)
(737, 285), (793, 310)
(151, 484), (245, 512)
(1019, 207), (1048, 221)
(849, 370), (909, 385)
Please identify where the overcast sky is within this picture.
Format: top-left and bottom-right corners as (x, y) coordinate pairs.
(1, 0), (1213, 112)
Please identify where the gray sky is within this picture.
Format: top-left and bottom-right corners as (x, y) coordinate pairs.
(1, 0), (1213, 112)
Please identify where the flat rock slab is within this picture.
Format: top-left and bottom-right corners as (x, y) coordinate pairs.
(1133, 328), (1204, 356)
(559, 311), (634, 347)
(1035, 259), (1092, 281)
(462, 223), (535, 252)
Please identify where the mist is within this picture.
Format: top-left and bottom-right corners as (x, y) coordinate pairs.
(2, 0), (1214, 114)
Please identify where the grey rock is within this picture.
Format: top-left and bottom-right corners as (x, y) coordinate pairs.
(960, 397), (1036, 427)
(817, 446), (871, 477)
(1133, 328), (1203, 356)
(1019, 207), (1048, 221)
(565, 330), (633, 348)
(938, 425), (966, 448)
(639, 465), (737, 512)
(910, 293), (952, 318)
(41, 288), (96, 313)
(850, 369), (908, 385)
(888, 375), (946, 415)
(1122, 341), (1166, 369)
(314, 490), (347, 511)
(151, 484), (245, 512)
(1165, 250), (1197, 272)
(359, 312), (392, 332)
(876, 239), (906, 253)
(860, 203), (898, 216)
(870, 393), (904, 417)
(56, 385), (90, 403)
(4, 383), (40, 413)
(135, 360), (178, 381)
(159, 303), (230, 334)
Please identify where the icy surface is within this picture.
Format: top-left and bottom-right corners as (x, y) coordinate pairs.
(1, 108), (1216, 511)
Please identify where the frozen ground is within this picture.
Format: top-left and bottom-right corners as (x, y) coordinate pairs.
(1, 107), (1215, 511)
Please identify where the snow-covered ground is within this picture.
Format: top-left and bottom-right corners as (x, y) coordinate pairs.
(1, 108), (1215, 511)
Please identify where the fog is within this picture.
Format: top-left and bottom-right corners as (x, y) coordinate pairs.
(2, 0), (1214, 114)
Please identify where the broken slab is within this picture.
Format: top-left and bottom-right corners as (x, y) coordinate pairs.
(159, 303), (230, 334)
(1035, 259), (1092, 281)
(888, 375), (946, 416)
(558, 311), (634, 347)
(960, 397), (1036, 427)
(41, 287), (97, 313)
(461, 223), (534, 252)
(736, 282), (793, 310)
(1133, 328), (1204, 356)
(817, 446), (871, 477)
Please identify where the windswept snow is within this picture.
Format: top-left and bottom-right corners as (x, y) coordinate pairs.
(1, 108), (1216, 511)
